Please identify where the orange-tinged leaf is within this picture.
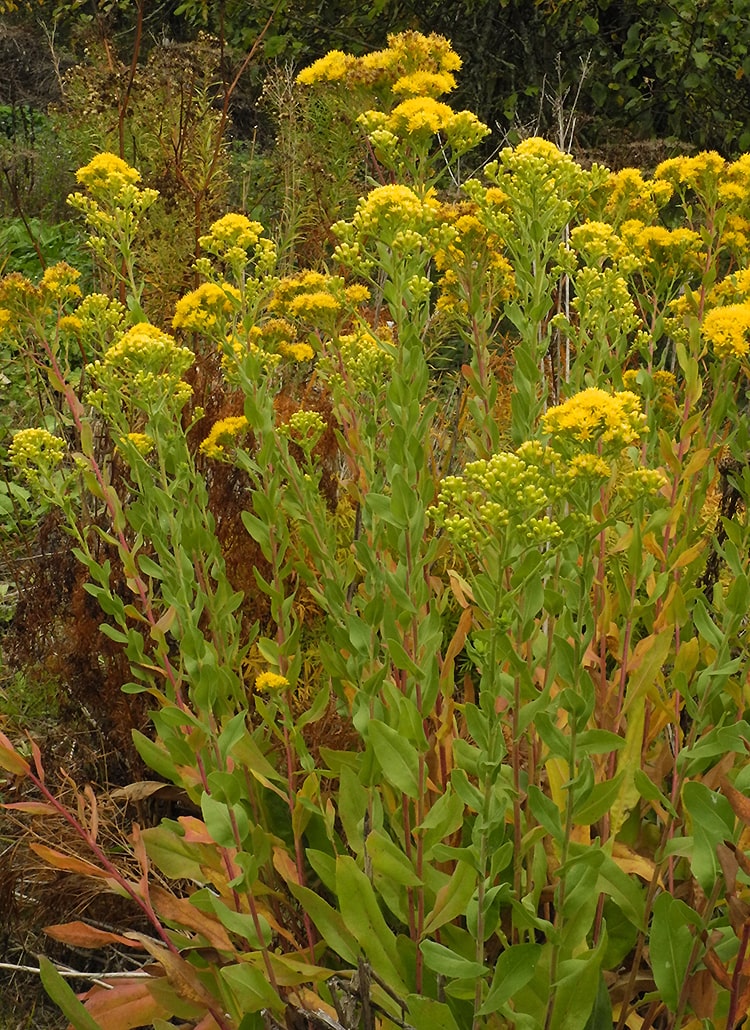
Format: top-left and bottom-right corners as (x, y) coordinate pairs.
(702, 946), (732, 990)
(149, 887), (234, 952)
(611, 843), (661, 885)
(272, 846), (301, 886)
(81, 979), (173, 1030)
(0, 732), (30, 775)
(30, 844), (110, 879)
(126, 934), (215, 1008)
(2, 802), (59, 815)
(45, 921), (142, 949)
(722, 777), (750, 827)
(440, 606), (472, 684)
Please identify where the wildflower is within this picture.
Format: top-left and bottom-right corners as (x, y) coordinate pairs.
(322, 327), (395, 395)
(75, 152), (141, 194)
(701, 303), (750, 360)
(654, 151), (725, 194)
(199, 415), (249, 460)
(0, 308), (11, 332)
(392, 70), (456, 97)
(430, 449), (562, 551)
(542, 388), (645, 449)
(569, 222), (625, 265)
(58, 315), (83, 335)
(173, 282), (240, 332)
(9, 428), (66, 487)
(200, 213), (264, 253)
(123, 432), (154, 456)
(40, 262), (82, 302)
(255, 671), (290, 692)
(296, 50), (356, 85)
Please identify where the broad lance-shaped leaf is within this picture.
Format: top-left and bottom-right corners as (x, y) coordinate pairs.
(650, 893), (700, 1013)
(608, 627), (671, 838)
(44, 921), (141, 950)
(39, 957), (106, 1030)
(336, 855), (409, 994)
(366, 718), (420, 798)
(422, 860), (476, 936)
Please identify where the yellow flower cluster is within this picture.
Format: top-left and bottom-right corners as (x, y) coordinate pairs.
(430, 450), (562, 551)
(269, 271), (368, 330)
(124, 432), (154, 456)
(569, 222), (626, 265)
(654, 152), (725, 193)
(87, 323), (194, 416)
(434, 206), (515, 313)
(172, 282), (241, 332)
(75, 152), (141, 194)
(542, 388), (645, 449)
(255, 671), (290, 692)
(40, 262), (82, 303)
(198, 213), (276, 273)
(591, 167), (672, 226)
(392, 70), (456, 97)
(335, 184), (443, 260)
(618, 220), (704, 282)
(200, 415), (249, 460)
(297, 31), (460, 91)
(701, 303), (750, 360)
(324, 326), (395, 395)
(9, 428), (66, 486)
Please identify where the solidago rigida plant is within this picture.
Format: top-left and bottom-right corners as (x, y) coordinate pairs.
(4, 29), (750, 1030)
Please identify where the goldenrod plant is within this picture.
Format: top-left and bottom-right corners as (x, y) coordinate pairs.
(4, 30), (750, 1030)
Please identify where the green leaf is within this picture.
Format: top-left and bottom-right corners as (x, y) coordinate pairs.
(420, 940), (488, 980)
(650, 893), (699, 1012)
(573, 773), (624, 825)
(336, 855), (408, 994)
(287, 882), (358, 964)
(39, 956), (106, 1030)
(221, 962), (283, 1015)
(479, 943), (542, 1015)
(683, 781), (735, 893)
(367, 719), (419, 798)
(406, 995), (461, 1030)
(367, 829), (422, 887)
(422, 860), (476, 935)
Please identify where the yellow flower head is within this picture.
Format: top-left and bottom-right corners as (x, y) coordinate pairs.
(702, 302), (750, 360)
(392, 70), (457, 97)
(173, 282), (240, 332)
(200, 415), (249, 460)
(255, 671), (290, 692)
(296, 50), (356, 85)
(199, 213), (266, 255)
(9, 427), (66, 485)
(124, 432), (154, 456)
(75, 152), (141, 194)
(41, 262), (82, 302)
(542, 388), (645, 449)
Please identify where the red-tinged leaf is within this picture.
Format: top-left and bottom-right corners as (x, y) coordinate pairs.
(44, 921), (142, 950)
(132, 823), (150, 894)
(149, 886), (234, 952)
(0, 732), (30, 775)
(272, 845), (301, 886)
(28, 737), (44, 781)
(440, 606), (472, 685)
(722, 778), (750, 827)
(703, 946), (733, 990)
(81, 979), (173, 1030)
(194, 1014), (223, 1030)
(2, 802), (59, 815)
(178, 816), (214, 843)
(111, 781), (187, 804)
(126, 934), (215, 1008)
(30, 843), (110, 879)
